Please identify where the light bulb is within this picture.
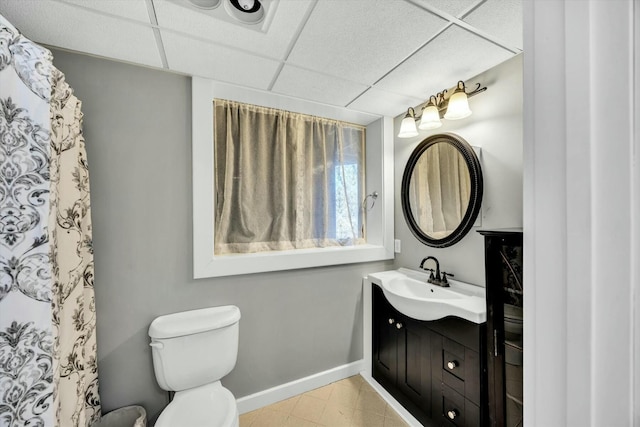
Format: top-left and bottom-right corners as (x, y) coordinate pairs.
(237, 0), (254, 9)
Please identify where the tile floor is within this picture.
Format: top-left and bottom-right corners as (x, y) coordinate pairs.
(239, 375), (410, 427)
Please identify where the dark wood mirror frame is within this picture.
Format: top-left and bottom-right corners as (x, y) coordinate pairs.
(401, 133), (483, 248)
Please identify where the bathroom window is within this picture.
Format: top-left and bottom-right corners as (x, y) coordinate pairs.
(192, 78), (394, 278)
(213, 99), (365, 255)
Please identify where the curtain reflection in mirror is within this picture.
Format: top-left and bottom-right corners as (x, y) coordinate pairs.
(408, 143), (471, 239)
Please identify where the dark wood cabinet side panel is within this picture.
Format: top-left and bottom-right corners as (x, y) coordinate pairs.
(465, 400), (481, 427)
(465, 349), (481, 406)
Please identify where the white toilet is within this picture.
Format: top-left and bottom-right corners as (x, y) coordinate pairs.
(148, 305), (241, 427)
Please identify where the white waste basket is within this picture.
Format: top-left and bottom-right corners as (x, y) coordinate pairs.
(93, 405), (146, 427)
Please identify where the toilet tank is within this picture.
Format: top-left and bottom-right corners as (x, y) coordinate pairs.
(149, 305), (240, 392)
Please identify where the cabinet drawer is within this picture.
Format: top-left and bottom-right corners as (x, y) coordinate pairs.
(441, 338), (481, 406)
(442, 338), (466, 398)
(441, 384), (480, 427)
(443, 349), (465, 381)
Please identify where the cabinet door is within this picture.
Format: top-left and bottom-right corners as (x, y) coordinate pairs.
(373, 285), (399, 387)
(397, 317), (432, 418)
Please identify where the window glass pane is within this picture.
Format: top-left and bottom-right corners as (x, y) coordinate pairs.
(335, 163), (360, 243)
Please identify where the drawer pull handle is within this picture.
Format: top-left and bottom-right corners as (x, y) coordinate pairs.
(388, 318), (395, 325)
(396, 323), (403, 329)
(447, 360), (458, 370)
(447, 409), (458, 420)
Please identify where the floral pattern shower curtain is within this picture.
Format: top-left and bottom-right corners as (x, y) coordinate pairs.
(0, 15), (100, 427)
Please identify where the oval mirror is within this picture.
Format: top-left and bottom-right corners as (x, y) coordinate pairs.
(401, 133), (483, 248)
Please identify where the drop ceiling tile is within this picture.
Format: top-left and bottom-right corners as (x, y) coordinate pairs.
(58, 0), (151, 23)
(463, 0), (522, 49)
(153, 0), (313, 60)
(374, 25), (513, 99)
(162, 31), (280, 89)
(0, 0), (162, 68)
(271, 65), (369, 107)
(348, 87), (423, 118)
(286, 0), (448, 86)
(420, 0), (481, 18)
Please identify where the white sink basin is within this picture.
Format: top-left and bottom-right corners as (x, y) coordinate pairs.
(368, 268), (486, 324)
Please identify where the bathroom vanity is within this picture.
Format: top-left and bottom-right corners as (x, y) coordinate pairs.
(376, 131), (495, 426)
(367, 269), (487, 427)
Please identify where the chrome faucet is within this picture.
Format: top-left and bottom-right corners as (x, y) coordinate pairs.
(419, 256), (453, 287)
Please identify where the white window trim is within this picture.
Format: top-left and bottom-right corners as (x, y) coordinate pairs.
(192, 77), (394, 278)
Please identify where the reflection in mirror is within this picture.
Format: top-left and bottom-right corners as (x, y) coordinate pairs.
(408, 143), (471, 239)
(401, 133), (482, 248)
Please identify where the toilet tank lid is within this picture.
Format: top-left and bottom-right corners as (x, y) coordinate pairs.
(149, 305), (241, 339)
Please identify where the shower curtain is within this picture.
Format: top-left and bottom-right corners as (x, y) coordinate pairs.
(0, 15), (101, 427)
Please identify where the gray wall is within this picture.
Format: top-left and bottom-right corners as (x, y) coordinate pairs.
(50, 48), (393, 421)
(393, 54), (523, 286)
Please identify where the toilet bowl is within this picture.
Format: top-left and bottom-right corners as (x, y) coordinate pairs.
(149, 305), (241, 427)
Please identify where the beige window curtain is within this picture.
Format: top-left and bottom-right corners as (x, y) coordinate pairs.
(214, 99), (365, 255)
(409, 143), (471, 239)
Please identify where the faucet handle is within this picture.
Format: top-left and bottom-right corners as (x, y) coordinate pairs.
(441, 272), (454, 285)
(423, 268), (435, 282)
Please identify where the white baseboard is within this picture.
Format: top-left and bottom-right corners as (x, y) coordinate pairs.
(236, 360), (365, 414)
(360, 373), (423, 427)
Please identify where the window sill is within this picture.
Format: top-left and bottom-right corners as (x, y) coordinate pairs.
(194, 244), (394, 278)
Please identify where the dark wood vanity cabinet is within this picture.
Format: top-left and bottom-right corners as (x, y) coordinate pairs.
(478, 229), (523, 427)
(373, 285), (433, 424)
(373, 285), (486, 427)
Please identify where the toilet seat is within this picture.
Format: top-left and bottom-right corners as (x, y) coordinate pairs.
(155, 382), (238, 427)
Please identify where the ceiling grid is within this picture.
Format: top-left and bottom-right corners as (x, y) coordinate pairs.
(0, 0), (522, 118)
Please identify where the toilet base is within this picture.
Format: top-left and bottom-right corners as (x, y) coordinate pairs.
(155, 381), (239, 427)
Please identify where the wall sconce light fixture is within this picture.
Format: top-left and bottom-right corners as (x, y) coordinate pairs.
(398, 80), (487, 138)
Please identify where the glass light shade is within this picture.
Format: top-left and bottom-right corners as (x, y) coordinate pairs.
(444, 90), (472, 120)
(398, 115), (419, 138)
(418, 104), (442, 130)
